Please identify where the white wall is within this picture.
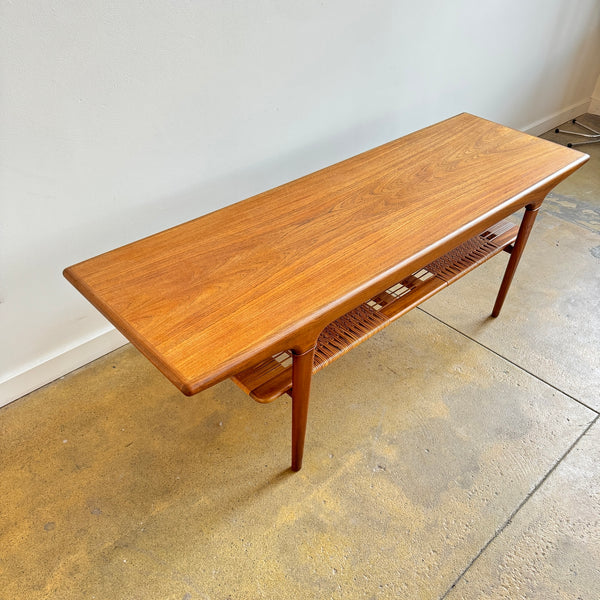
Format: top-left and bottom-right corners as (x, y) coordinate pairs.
(2, 0), (600, 406)
(589, 74), (600, 114)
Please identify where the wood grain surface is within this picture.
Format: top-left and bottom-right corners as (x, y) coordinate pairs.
(64, 113), (588, 395)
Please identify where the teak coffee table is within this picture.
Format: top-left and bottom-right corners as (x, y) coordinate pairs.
(64, 114), (588, 471)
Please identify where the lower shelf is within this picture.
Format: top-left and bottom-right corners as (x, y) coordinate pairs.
(231, 219), (518, 403)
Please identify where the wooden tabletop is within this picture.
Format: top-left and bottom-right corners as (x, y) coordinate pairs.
(64, 113), (588, 395)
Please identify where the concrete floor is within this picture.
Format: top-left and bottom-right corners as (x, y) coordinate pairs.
(1, 116), (599, 599)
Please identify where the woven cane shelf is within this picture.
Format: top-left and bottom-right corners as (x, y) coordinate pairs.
(231, 219), (518, 403)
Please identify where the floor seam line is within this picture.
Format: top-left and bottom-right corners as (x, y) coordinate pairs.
(437, 414), (599, 600)
(417, 307), (599, 415)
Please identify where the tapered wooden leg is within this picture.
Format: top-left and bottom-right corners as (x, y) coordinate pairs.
(291, 345), (316, 471)
(492, 204), (541, 317)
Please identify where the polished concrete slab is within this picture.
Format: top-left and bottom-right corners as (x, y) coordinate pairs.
(446, 420), (600, 600)
(0, 311), (595, 599)
(1, 119), (599, 598)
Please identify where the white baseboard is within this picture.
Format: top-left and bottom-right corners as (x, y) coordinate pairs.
(522, 99), (592, 136)
(589, 95), (600, 116)
(0, 328), (128, 409)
